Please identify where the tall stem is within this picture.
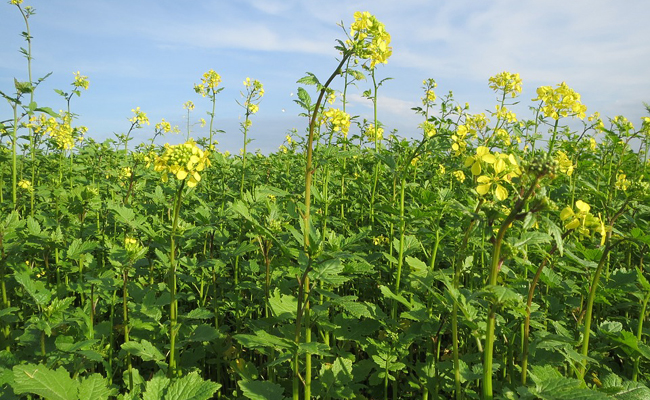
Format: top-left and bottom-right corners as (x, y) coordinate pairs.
(168, 180), (185, 378)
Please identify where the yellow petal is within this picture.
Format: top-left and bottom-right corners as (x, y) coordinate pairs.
(476, 184), (491, 195)
(560, 207), (574, 221)
(482, 154), (496, 164)
(176, 169), (188, 180)
(565, 219), (580, 230)
(575, 200), (590, 214)
(471, 162), (482, 176)
(495, 184), (508, 201)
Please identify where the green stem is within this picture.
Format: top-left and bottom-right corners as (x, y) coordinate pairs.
(168, 180), (186, 379)
(633, 290), (650, 381)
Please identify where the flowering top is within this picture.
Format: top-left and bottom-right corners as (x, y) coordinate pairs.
(560, 200), (606, 245)
(239, 78), (264, 128)
(73, 71), (89, 90)
(153, 139), (211, 188)
(10, 0), (23, 5)
(348, 11), (392, 68)
(194, 69), (222, 97)
(364, 123), (384, 141)
(129, 107), (150, 127)
(532, 82), (587, 120)
(29, 112), (80, 150)
(488, 72), (522, 98)
(321, 108), (351, 137)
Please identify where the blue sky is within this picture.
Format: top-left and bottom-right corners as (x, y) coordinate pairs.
(2, 0), (649, 154)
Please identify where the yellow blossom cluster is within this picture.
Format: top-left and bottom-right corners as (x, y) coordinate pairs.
(452, 114), (488, 155)
(194, 69), (222, 97)
(420, 121), (436, 138)
(532, 82), (587, 120)
(465, 146), (520, 201)
(488, 72), (522, 98)
(641, 116), (650, 136)
(612, 115), (634, 132)
(348, 11), (392, 68)
(18, 179), (32, 190)
(119, 167), (132, 181)
(453, 170), (466, 183)
(494, 105), (517, 123)
(555, 151), (574, 176)
(153, 139), (211, 188)
(321, 108), (351, 137)
(241, 78), (264, 120)
(155, 118), (179, 134)
(29, 113), (77, 150)
(615, 172), (630, 191)
(365, 123), (384, 141)
(560, 200), (606, 245)
(129, 107), (150, 127)
(73, 71), (89, 90)
(10, 0), (23, 5)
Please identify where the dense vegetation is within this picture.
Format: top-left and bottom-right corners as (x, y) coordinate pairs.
(2, 3), (650, 400)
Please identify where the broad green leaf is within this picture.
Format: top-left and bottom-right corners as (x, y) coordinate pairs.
(78, 374), (116, 400)
(610, 381), (650, 399)
(296, 72), (320, 86)
(142, 374), (170, 400)
(406, 256), (428, 278)
(235, 330), (294, 351)
(14, 271), (51, 307)
(164, 371), (220, 400)
(121, 340), (164, 362)
(379, 285), (411, 309)
(238, 379), (284, 400)
(12, 364), (78, 400)
(268, 289), (297, 320)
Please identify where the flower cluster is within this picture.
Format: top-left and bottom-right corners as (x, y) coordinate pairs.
(29, 112), (81, 150)
(348, 11), (392, 68)
(555, 151), (574, 176)
(194, 69), (222, 97)
(532, 82), (587, 120)
(153, 139), (211, 188)
(321, 108), (351, 137)
(155, 118), (179, 135)
(615, 172), (630, 191)
(466, 147), (520, 201)
(18, 179), (32, 191)
(73, 71), (89, 90)
(129, 107), (150, 127)
(560, 200), (606, 245)
(240, 78), (264, 122)
(488, 72), (522, 98)
(364, 123), (384, 142)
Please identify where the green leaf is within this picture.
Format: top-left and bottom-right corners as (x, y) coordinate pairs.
(235, 330), (294, 351)
(142, 374), (170, 400)
(296, 72), (320, 86)
(12, 364), (78, 400)
(164, 371), (220, 400)
(406, 256), (428, 278)
(610, 381), (650, 399)
(121, 340), (165, 362)
(379, 285), (411, 309)
(78, 374), (116, 400)
(268, 289), (297, 320)
(142, 373), (170, 400)
(66, 238), (98, 260)
(238, 380), (284, 400)
(14, 271), (51, 307)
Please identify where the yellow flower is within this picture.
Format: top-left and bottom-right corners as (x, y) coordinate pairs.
(183, 101), (195, 111)
(615, 172), (630, 191)
(420, 121), (436, 137)
(10, 0), (23, 5)
(532, 82), (587, 120)
(365, 123), (384, 141)
(199, 118), (206, 127)
(438, 164), (446, 175)
(327, 91), (337, 105)
(73, 71), (89, 90)
(589, 137), (597, 151)
(560, 200), (604, 241)
(322, 108), (351, 137)
(153, 139), (211, 187)
(555, 150), (574, 176)
(488, 72), (522, 98)
(18, 179), (32, 190)
(474, 152), (520, 201)
(453, 170), (465, 183)
(348, 11), (392, 68)
(195, 70), (222, 97)
(155, 118), (173, 133)
(130, 107), (150, 126)
(464, 146), (496, 176)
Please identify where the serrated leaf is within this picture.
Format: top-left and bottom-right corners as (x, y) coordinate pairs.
(12, 364), (78, 400)
(14, 271), (51, 307)
(406, 256), (428, 278)
(121, 340), (164, 362)
(296, 72), (320, 87)
(142, 374), (170, 400)
(379, 285), (411, 309)
(610, 381), (650, 399)
(78, 374), (116, 400)
(164, 371), (220, 400)
(184, 308), (213, 320)
(238, 380), (284, 400)
(268, 289), (297, 320)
